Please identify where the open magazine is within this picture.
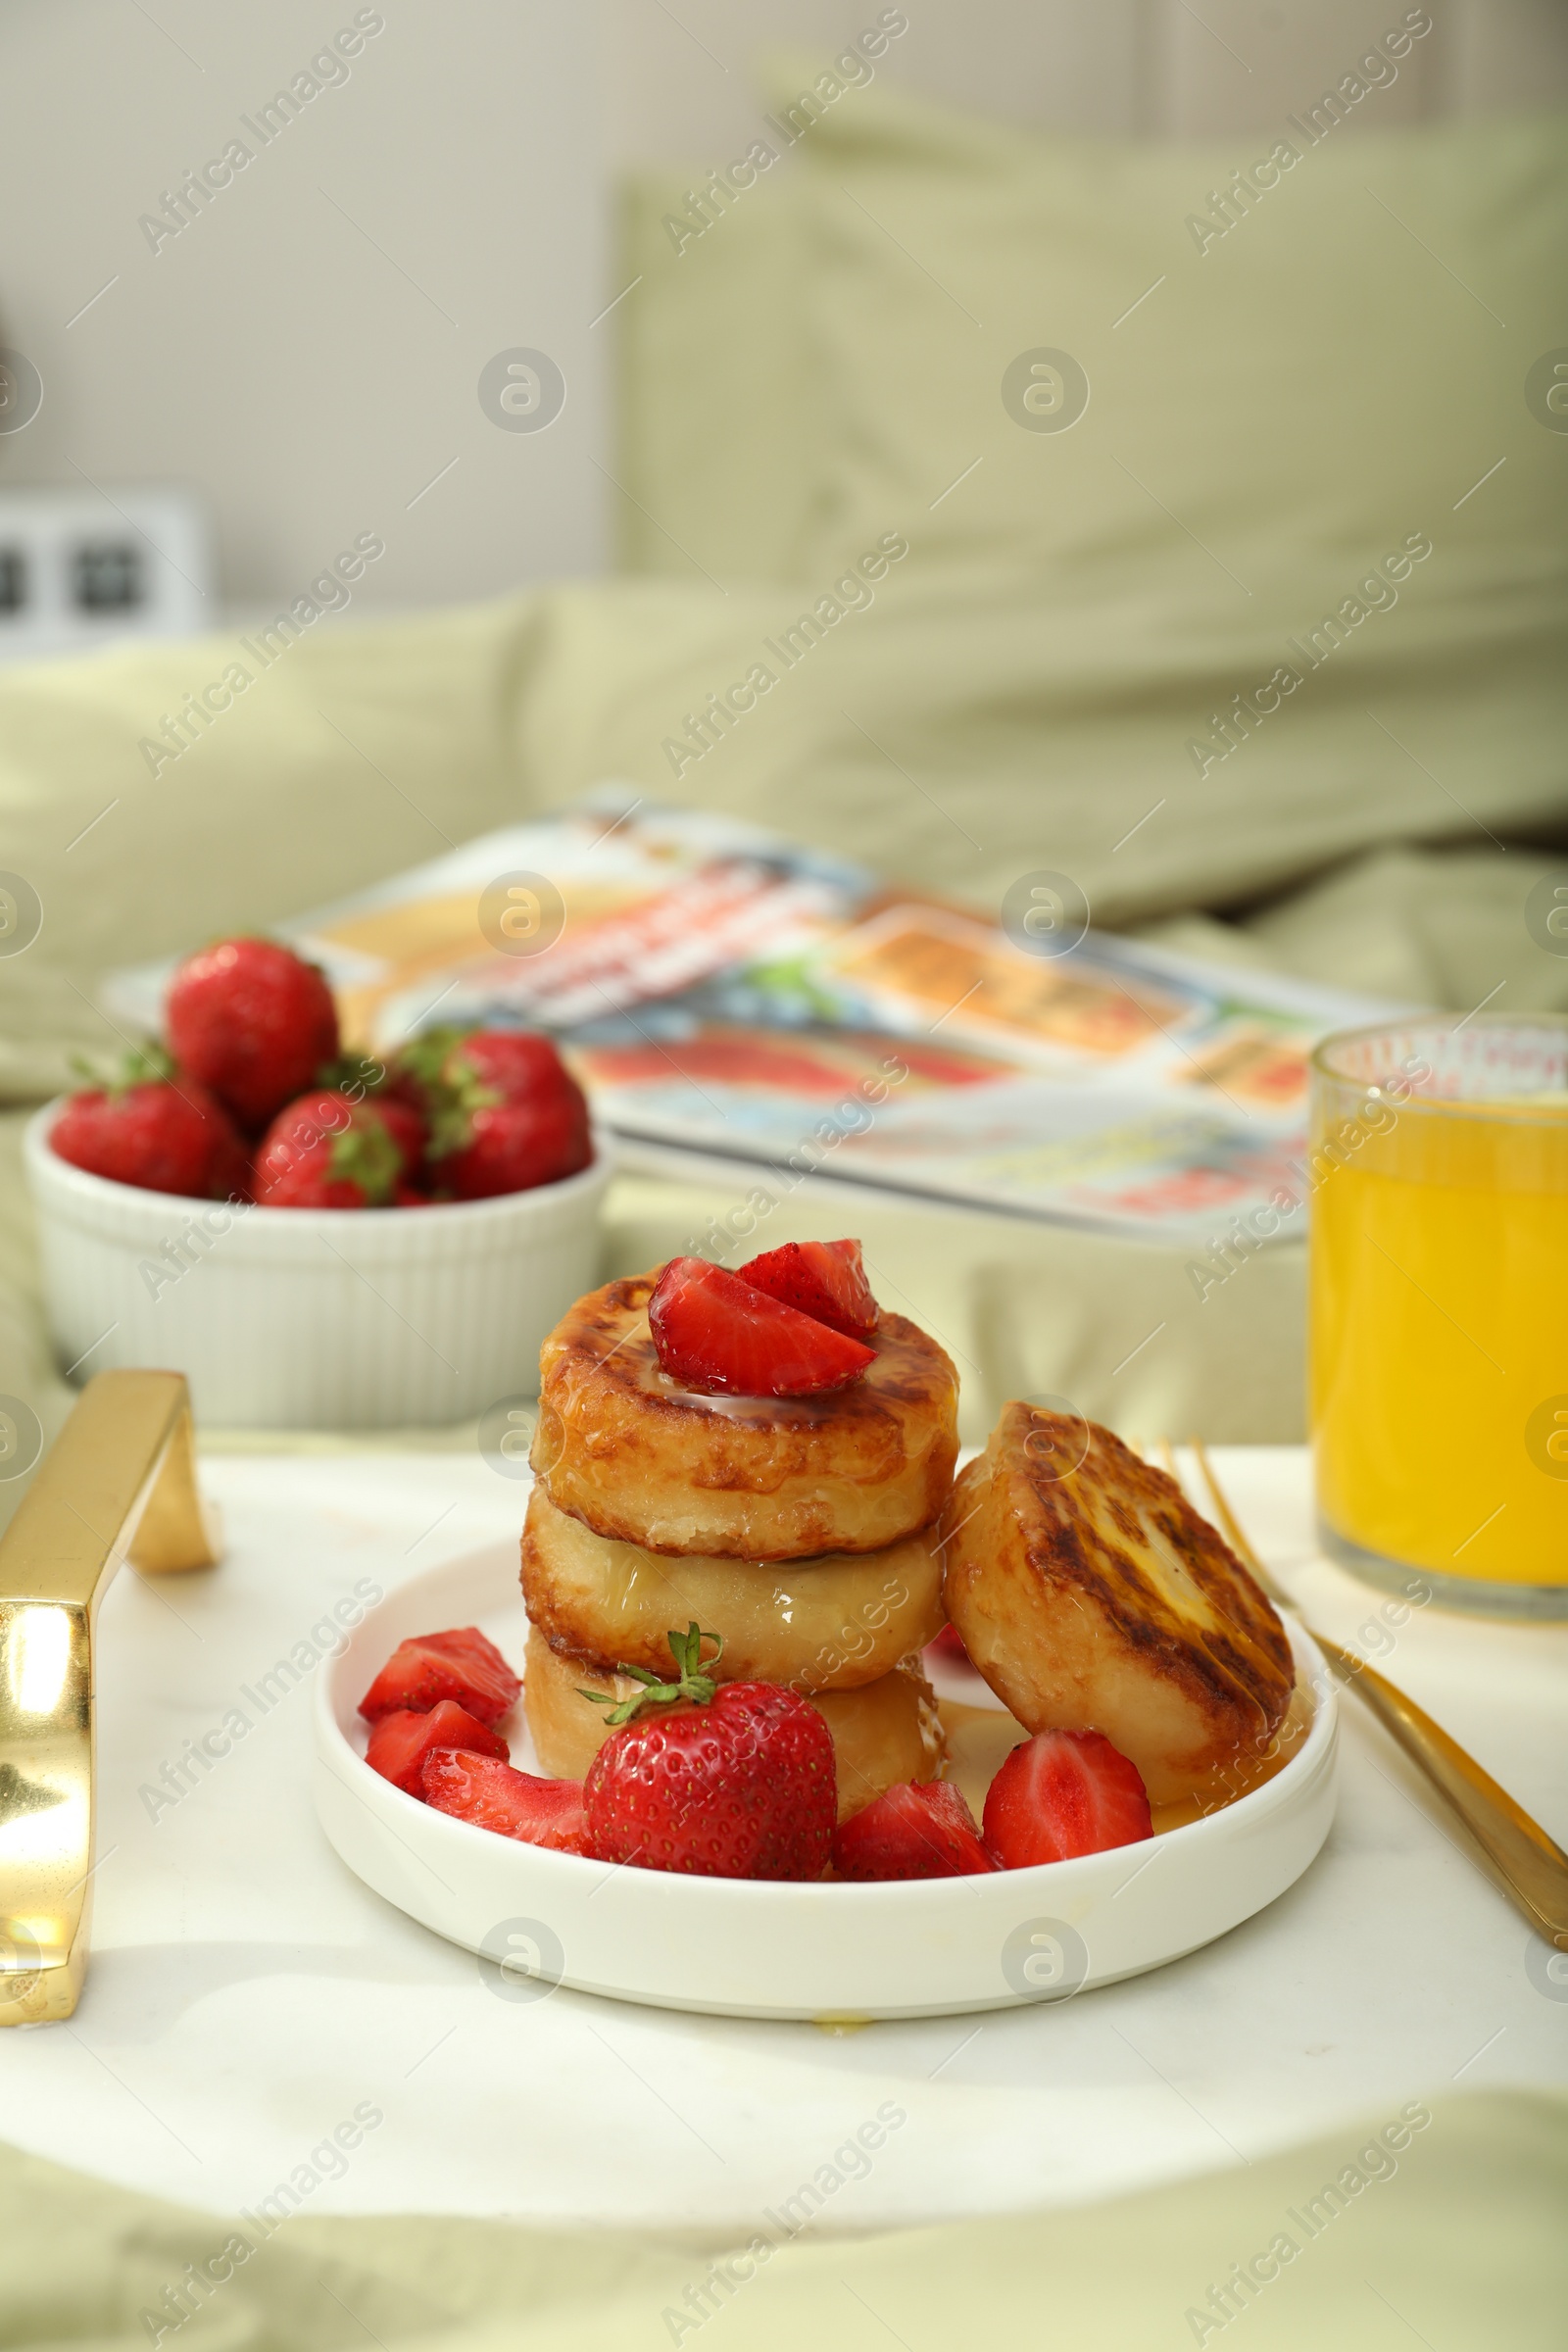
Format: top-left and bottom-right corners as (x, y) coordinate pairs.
(107, 793), (1394, 1241)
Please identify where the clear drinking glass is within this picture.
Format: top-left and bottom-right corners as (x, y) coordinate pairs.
(1309, 1013), (1568, 1618)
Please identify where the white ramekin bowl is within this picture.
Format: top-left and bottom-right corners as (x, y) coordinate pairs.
(23, 1103), (612, 1430)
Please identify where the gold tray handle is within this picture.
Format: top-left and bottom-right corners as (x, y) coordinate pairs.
(0, 1370), (220, 2025)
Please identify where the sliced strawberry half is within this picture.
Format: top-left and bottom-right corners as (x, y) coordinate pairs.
(648, 1257), (876, 1397)
(832, 1781), (997, 1881)
(421, 1749), (590, 1853)
(366, 1700), (508, 1794)
(983, 1729), (1152, 1868)
(737, 1240), (879, 1338)
(358, 1625), (520, 1727)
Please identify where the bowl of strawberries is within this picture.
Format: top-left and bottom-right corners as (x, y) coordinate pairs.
(24, 937), (610, 1428)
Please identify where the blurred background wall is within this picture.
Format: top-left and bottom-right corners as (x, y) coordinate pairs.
(0, 0), (1563, 619)
(0, 0), (608, 612)
(602, 0), (1568, 155)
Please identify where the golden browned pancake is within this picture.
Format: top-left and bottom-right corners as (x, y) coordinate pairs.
(521, 1627), (944, 1822)
(940, 1404), (1294, 1804)
(520, 1484), (944, 1691)
(530, 1270), (959, 1559)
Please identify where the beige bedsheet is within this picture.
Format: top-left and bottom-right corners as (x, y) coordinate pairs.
(0, 2091), (1561, 2351)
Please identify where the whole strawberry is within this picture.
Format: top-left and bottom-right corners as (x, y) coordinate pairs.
(399, 1025), (591, 1200)
(371, 1093), (427, 1184)
(434, 1088), (591, 1200)
(253, 1089), (402, 1208)
(392, 1025), (574, 1121)
(318, 1055), (428, 1189)
(51, 1049), (249, 1200)
(451, 1030), (576, 1106)
(582, 1624), (837, 1882)
(167, 938), (339, 1133)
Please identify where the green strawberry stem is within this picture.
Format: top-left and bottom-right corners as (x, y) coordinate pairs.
(71, 1041), (177, 1098)
(578, 1622), (723, 1727)
(326, 1116), (401, 1204)
(392, 1024), (500, 1161)
(316, 1052), (388, 1098)
(391, 1024), (465, 1086)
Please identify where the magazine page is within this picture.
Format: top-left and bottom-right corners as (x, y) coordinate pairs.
(105, 792), (1396, 1241)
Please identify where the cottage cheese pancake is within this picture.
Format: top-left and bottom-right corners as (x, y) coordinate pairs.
(521, 1485), (944, 1690)
(531, 1271), (958, 1558)
(940, 1405), (1293, 1804)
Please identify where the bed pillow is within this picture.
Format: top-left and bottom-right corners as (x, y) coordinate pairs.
(615, 164), (818, 585)
(790, 76), (1568, 611)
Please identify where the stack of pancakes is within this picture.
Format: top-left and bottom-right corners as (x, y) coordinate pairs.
(521, 1269), (961, 1819)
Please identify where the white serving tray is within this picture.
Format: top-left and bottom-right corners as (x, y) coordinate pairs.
(315, 1541), (1338, 2022)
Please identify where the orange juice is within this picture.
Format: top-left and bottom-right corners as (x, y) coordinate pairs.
(1310, 1018), (1568, 1607)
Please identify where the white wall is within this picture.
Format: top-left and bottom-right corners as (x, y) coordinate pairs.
(599, 0), (1568, 158)
(0, 0), (608, 613)
(2, 1), (1560, 616)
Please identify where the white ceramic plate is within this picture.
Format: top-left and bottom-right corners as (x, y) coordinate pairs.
(315, 1543), (1338, 2021)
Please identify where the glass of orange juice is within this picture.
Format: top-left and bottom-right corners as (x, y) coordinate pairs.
(1310, 1014), (1568, 1616)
